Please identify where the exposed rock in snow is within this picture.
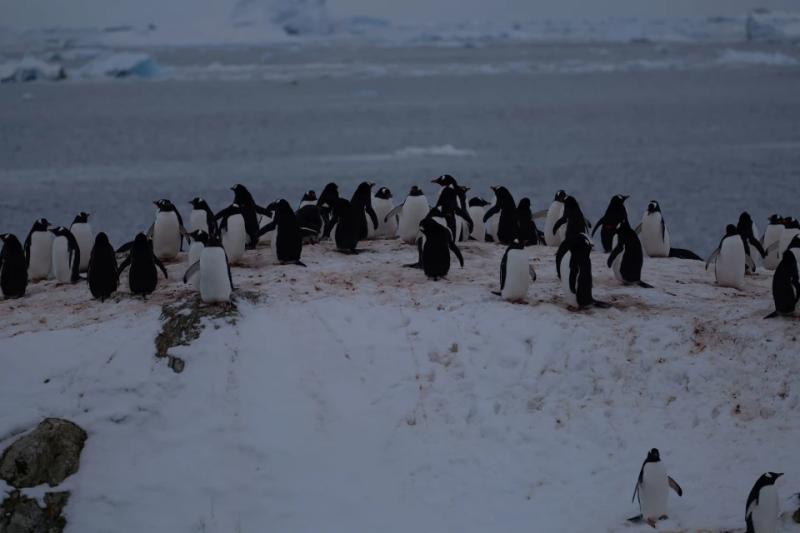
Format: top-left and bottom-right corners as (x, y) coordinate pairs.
(76, 52), (160, 79)
(0, 56), (65, 83)
(746, 9), (800, 43)
(0, 490), (69, 533)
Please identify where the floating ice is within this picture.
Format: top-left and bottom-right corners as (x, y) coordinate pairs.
(0, 56), (66, 83)
(76, 52), (161, 79)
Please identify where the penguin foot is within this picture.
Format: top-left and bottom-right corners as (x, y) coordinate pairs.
(626, 514), (643, 523)
(592, 300), (612, 309)
(763, 311), (779, 319)
(403, 262), (422, 269)
(637, 281), (654, 289)
(491, 291), (502, 296)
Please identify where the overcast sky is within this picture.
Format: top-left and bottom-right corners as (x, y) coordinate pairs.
(1, 0), (797, 29)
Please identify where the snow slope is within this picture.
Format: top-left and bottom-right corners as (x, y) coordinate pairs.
(1, 239), (798, 532)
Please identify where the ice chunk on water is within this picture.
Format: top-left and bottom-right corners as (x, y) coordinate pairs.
(0, 56), (66, 83)
(77, 52), (161, 79)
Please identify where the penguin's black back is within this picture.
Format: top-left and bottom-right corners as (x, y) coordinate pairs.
(772, 251), (800, 315)
(88, 233), (119, 301)
(616, 223), (644, 283)
(0, 235), (28, 298)
(129, 240), (159, 295)
(274, 201), (303, 261)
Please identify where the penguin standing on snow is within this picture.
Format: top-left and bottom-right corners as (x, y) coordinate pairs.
(737, 211), (765, 274)
(493, 240), (536, 302)
(630, 448), (683, 527)
(185, 230), (208, 288)
(0, 234), (28, 298)
(467, 197), (490, 241)
(543, 190), (567, 247)
(762, 215), (784, 270)
(317, 182), (340, 228)
(435, 187), (472, 241)
(552, 195), (591, 241)
(371, 187), (397, 239)
(150, 199), (186, 261)
(50, 226), (81, 284)
(517, 198), (543, 246)
(607, 220), (653, 288)
(24, 218), (54, 281)
(745, 472), (783, 533)
(706, 224), (746, 289)
(258, 199), (313, 265)
(257, 201), (277, 246)
(188, 197), (217, 236)
(592, 194), (629, 252)
(69, 212), (93, 273)
(764, 235), (800, 318)
(183, 232), (234, 304)
(483, 186), (518, 244)
(351, 181), (379, 241)
(406, 217), (464, 280)
(324, 198), (363, 254)
(295, 200), (323, 244)
(556, 234), (610, 310)
(778, 217), (800, 256)
(118, 233), (168, 297)
(221, 184), (271, 249)
(217, 204), (246, 265)
(431, 175), (472, 240)
(87, 232), (118, 301)
(386, 186), (429, 244)
(637, 201), (701, 260)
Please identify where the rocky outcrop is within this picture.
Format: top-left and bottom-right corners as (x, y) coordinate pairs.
(0, 491), (69, 533)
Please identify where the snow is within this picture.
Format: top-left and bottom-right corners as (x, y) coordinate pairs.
(717, 49), (799, 66)
(1, 238), (798, 532)
(76, 52), (161, 79)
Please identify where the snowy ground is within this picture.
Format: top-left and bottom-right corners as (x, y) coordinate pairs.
(1, 239), (799, 532)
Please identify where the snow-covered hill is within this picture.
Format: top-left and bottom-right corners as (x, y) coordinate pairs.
(1, 240), (798, 532)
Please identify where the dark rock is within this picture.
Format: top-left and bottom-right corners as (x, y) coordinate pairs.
(0, 490), (69, 533)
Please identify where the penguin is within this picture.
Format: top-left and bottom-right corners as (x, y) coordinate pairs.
(778, 217), (800, 257)
(317, 182), (340, 228)
(552, 195), (591, 241)
(257, 199), (312, 265)
(87, 232), (118, 301)
(49, 226), (81, 284)
(706, 224), (746, 289)
(517, 198), (543, 246)
(492, 240), (536, 302)
(188, 197), (217, 236)
(385, 186), (429, 244)
(630, 448), (683, 527)
(371, 187), (397, 239)
(592, 194), (629, 253)
(24, 218), (54, 281)
(150, 199), (186, 261)
(543, 190), (567, 247)
(69, 212), (93, 273)
(467, 197), (490, 241)
(431, 175), (473, 240)
(483, 186), (518, 244)
(637, 201), (701, 260)
(257, 201), (277, 246)
(324, 198), (362, 254)
(217, 204), (246, 265)
(555, 234), (610, 309)
(295, 201), (323, 244)
(737, 211), (766, 274)
(185, 230), (209, 288)
(607, 220), (653, 288)
(117, 233), (168, 297)
(435, 187), (472, 241)
(745, 472), (783, 533)
(0, 234), (28, 299)
(762, 215), (784, 270)
(351, 181), (379, 241)
(219, 184), (270, 249)
(406, 217), (464, 280)
(183, 232), (234, 304)
(764, 235), (800, 319)
(298, 190), (317, 209)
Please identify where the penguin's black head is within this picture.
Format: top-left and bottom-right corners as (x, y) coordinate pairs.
(554, 190), (567, 202)
(275, 199), (294, 219)
(788, 235), (800, 250)
(763, 472), (783, 485)
(301, 190), (317, 203)
(518, 197), (531, 210)
(331, 197), (351, 216)
(786, 218), (800, 230)
(725, 224), (738, 236)
(432, 175), (457, 187)
(72, 212), (90, 224)
(0, 233), (21, 249)
(738, 211), (753, 226)
(375, 187), (392, 200)
(190, 197), (209, 210)
(611, 194), (629, 206)
(154, 199), (175, 211)
(231, 184), (255, 206)
(647, 201), (660, 213)
(94, 232), (110, 246)
(32, 218), (51, 232)
(409, 186), (424, 197)
(646, 448), (660, 462)
(468, 197), (489, 207)
(189, 230), (209, 244)
(563, 196), (579, 209)
(133, 232), (149, 245)
(767, 214), (782, 224)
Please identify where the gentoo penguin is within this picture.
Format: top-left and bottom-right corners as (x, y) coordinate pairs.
(87, 232), (119, 302)
(483, 186), (518, 244)
(295, 200), (323, 244)
(49, 226), (81, 284)
(299, 190), (317, 208)
(0, 234), (28, 298)
(737, 211), (766, 274)
(543, 190), (567, 247)
(762, 215), (784, 270)
(69, 212), (93, 273)
(185, 230), (209, 288)
(24, 218), (54, 281)
(467, 197), (490, 241)
(317, 182), (340, 228)
(188, 197), (217, 236)
(117, 233), (168, 297)
(637, 201), (701, 260)
(431, 175), (472, 240)
(385, 186), (429, 244)
(217, 204), (246, 265)
(764, 235), (800, 318)
(258, 199), (311, 265)
(706, 224), (746, 289)
(778, 217), (800, 256)
(630, 448), (683, 527)
(607, 220), (653, 288)
(406, 217), (464, 280)
(552, 195), (591, 241)
(592, 194), (629, 252)
(435, 187), (471, 241)
(517, 198), (543, 246)
(324, 198), (362, 254)
(183, 232), (233, 304)
(371, 187), (397, 239)
(556, 234), (610, 309)
(150, 199), (185, 261)
(218, 184), (270, 249)
(745, 472), (783, 533)
(493, 240), (536, 302)
(351, 181), (379, 241)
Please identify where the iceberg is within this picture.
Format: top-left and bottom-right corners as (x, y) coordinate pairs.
(76, 52), (160, 79)
(0, 56), (66, 83)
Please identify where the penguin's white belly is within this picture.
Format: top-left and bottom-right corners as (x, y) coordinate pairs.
(485, 209), (499, 241)
(51, 237), (71, 283)
(611, 251), (625, 283)
(153, 213), (181, 260)
(559, 252), (577, 307)
(70, 223), (93, 272)
(501, 250), (530, 301)
(716, 237), (745, 289)
(199, 248), (231, 303)
(372, 198), (396, 239)
(544, 203), (565, 247)
(299, 200), (315, 208)
(187, 242), (204, 288)
(258, 215), (274, 245)
(270, 231), (281, 262)
(468, 206), (485, 240)
(454, 216), (465, 243)
(639, 462), (668, 520)
(398, 198), (428, 244)
(763, 225), (783, 270)
(640, 215), (670, 257)
(749, 485), (779, 533)
(779, 228), (800, 255)
(222, 214), (246, 264)
(189, 210), (208, 233)
(28, 232), (53, 280)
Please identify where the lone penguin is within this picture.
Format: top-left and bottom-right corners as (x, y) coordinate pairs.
(630, 448), (683, 528)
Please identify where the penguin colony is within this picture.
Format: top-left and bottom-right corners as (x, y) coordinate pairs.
(0, 177), (797, 530)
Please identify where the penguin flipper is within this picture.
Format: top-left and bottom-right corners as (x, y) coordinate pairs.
(530, 209), (548, 220)
(704, 248), (720, 270)
(146, 223), (154, 239)
(607, 242), (624, 268)
(668, 476), (683, 497)
(591, 216), (604, 237)
(403, 262), (422, 269)
(482, 203), (501, 223)
(384, 203), (404, 223)
(117, 256), (131, 276)
(257, 220), (277, 238)
(499, 248), (509, 290)
(154, 256), (169, 279)
(183, 261), (200, 284)
(491, 291), (502, 296)
(293, 261), (307, 267)
(449, 239), (464, 268)
(745, 254), (756, 273)
(366, 205), (379, 230)
(670, 248), (702, 261)
(763, 241), (780, 255)
(637, 281), (654, 289)
(627, 514), (644, 523)
(633, 223), (642, 234)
